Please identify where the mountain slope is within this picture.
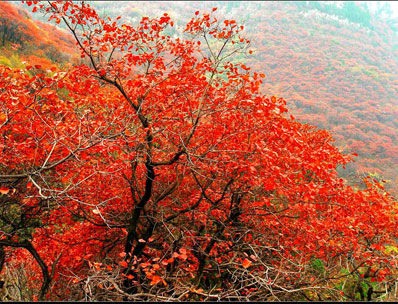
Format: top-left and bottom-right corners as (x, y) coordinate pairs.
(0, 1), (77, 68)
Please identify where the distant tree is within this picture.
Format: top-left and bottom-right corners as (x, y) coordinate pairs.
(0, 17), (26, 46)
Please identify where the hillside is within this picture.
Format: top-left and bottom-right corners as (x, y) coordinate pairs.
(0, 1), (77, 68)
(246, 2), (398, 188)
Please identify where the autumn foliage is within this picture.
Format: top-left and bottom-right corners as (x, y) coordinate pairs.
(91, 1), (398, 193)
(74, 1), (398, 194)
(0, 1), (397, 301)
(0, 1), (77, 70)
(241, 2), (398, 190)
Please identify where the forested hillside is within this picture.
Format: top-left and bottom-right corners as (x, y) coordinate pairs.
(246, 2), (398, 188)
(0, 1), (397, 302)
(0, 1), (77, 68)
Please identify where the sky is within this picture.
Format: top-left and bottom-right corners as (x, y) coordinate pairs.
(367, 1), (398, 17)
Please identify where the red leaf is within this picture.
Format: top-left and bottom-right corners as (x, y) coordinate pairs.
(0, 187), (10, 195)
(119, 260), (128, 268)
(242, 258), (252, 268)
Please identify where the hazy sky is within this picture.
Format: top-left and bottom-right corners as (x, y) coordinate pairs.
(367, 1), (398, 17)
